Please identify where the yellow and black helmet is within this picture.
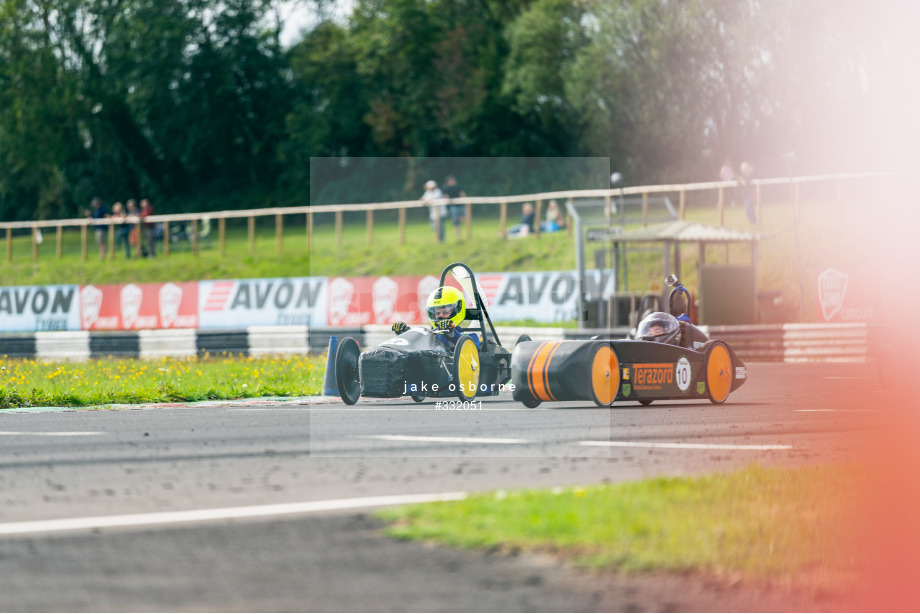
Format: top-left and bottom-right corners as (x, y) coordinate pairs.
(426, 286), (465, 328)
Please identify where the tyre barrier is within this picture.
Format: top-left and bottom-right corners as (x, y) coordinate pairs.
(0, 323), (880, 363)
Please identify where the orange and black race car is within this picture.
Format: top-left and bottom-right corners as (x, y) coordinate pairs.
(510, 276), (747, 407)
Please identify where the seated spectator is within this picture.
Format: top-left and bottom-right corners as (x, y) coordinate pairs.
(507, 203), (535, 238)
(556, 200), (569, 231)
(541, 199), (565, 233)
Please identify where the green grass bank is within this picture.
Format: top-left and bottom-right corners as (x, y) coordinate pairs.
(378, 464), (865, 587)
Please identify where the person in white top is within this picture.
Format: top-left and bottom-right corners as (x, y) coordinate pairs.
(421, 179), (447, 242)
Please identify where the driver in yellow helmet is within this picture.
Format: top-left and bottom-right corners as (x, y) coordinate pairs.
(392, 286), (480, 348)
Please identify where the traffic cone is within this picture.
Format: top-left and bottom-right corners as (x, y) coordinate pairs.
(322, 335), (338, 396)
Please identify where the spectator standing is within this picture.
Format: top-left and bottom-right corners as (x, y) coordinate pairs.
(125, 200), (139, 255)
(719, 157), (737, 206)
(140, 198), (156, 257)
(88, 197), (108, 260)
(421, 180), (447, 243)
(442, 175), (466, 240)
(740, 161), (756, 223)
(507, 202), (535, 238)
(112, 202), (132, 258)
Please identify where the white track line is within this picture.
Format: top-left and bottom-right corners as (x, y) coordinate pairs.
(795, 409), (875, 413)
(0, 492), (468, 537)
(366, 435), (791, 451)
(366, 435), (529, 444)
(578, 441), (793, 451)
(0, 431), (104, 437)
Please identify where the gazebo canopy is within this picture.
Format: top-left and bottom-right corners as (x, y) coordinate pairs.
(613, 220), (759, 244)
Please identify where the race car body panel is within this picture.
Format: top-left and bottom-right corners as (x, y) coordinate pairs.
(360, 329), (449, 398)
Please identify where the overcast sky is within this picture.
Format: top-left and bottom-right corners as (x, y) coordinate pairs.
(278, 1), (353, 47)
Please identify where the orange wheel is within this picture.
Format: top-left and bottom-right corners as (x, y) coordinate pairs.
(590, 344), (619, 406)
(705, 341), (733, 404)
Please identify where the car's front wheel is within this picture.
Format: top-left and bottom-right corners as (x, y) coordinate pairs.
(335, 337), (361, 406)
(452, 335), (480, 402)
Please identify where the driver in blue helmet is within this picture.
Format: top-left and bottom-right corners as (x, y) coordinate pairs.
(391, 286), (480, 348)
(636, 311), (681, 345)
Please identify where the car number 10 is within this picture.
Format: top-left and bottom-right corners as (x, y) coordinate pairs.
(676, 357), (691, 392)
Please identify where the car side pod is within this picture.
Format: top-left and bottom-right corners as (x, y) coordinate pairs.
(511, 340), (619, 407)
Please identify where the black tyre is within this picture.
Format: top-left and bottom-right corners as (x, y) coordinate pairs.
(335, 337), (361, 406)
(515, 333), (532, 346)
(411, 393), (425, 403)
(520, 392), (542, 408)
(638, 399), (653, 406)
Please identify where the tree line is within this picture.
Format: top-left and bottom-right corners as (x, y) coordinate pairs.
(0, 0), (911, 219)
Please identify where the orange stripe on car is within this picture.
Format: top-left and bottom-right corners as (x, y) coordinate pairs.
(529, 341), (561, 402)
(526, 342), (547, 394)
(542, 342), (563, 402)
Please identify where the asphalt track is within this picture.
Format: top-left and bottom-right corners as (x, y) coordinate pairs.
(0, 362), (896, 611)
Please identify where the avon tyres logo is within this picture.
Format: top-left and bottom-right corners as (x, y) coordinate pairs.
(0, 285), (80, 332)
(482, 270), (614, 323)
(633, 363), (673, 391)
(198, 278), (327, 328)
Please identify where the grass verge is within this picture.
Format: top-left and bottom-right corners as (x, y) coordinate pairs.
(0, 354), (324, 408)
(377, 464), (864, 583)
